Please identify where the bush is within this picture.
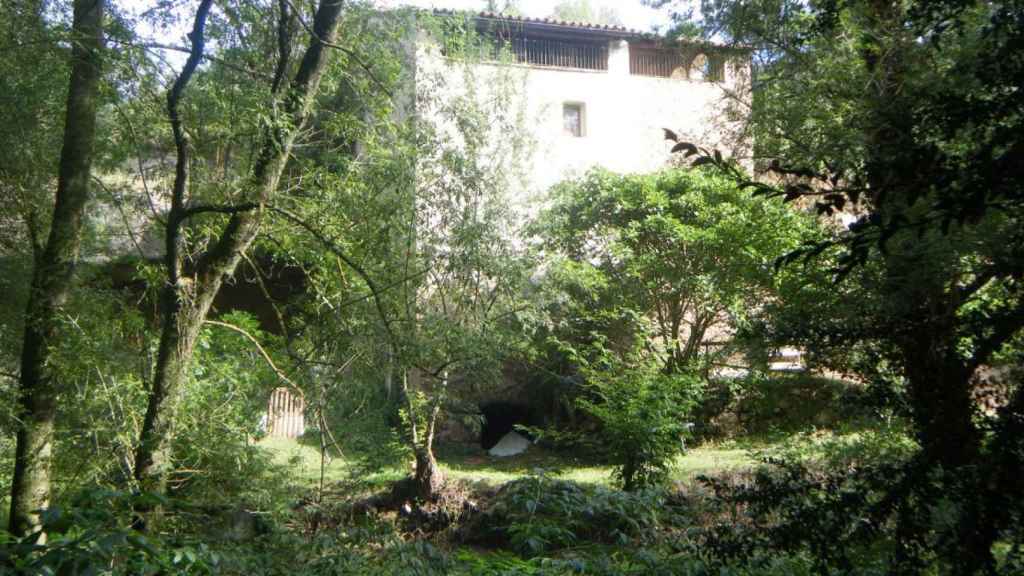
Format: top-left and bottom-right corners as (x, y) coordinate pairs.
(753, 424), (918, 471)
(473, 472), (681, 556)
(0, 490), (222, 575)
(579, 359), (703, 491)
(170, 311), (292, 508)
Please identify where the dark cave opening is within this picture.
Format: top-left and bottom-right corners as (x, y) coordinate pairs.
(479, 402), (532, 450)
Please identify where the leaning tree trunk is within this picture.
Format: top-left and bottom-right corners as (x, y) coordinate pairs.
(8, 0), (104, 539)
(132, 0), (344, 499)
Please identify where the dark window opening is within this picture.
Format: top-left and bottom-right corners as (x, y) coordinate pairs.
(704, 55), (726, 82)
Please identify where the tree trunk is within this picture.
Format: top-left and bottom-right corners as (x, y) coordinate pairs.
(858, 6), (997, 570)
(857, 0), (984, 472)
(900, 340), (980, 470)
(8, 0), (104, 539)
(413, 446), (444, 501)
(132, 280), (224, 491)
(132, 0), (344, 498)
(940, 376), (1024, 576)
(413, 395), (445, 500)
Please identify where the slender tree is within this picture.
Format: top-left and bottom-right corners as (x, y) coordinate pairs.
(8, 0), (105, 538)
(132, 0), (344, 499)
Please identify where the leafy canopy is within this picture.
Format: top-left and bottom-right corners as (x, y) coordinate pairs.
(533, 167), (821, 372)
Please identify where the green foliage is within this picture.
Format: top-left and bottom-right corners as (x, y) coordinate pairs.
(478, 472), (676, 556)
(577, 359), (702, 491)
(533, 167), (821, 374)
(170, 311), (294, 507)
(0, 490), (222, 575)
(483, 1), (522, 16)
(549, 0), (623, 26)
(720, 373), (884, 438)
(753, 424), (918, 472)
(0, 0), (75, 252)
(12, 1), (1022, 574)
(527, 167), (822, 489)
(695, 454), (1024, 575)
(0, 276), (151, 507)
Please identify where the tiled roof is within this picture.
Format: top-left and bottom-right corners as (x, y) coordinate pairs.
(432, 8), (646, 37)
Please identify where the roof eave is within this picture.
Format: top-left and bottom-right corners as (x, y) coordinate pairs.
(472, 15), (645, 40)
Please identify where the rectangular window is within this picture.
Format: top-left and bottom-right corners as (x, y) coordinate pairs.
(563, 103), (585, 137)
(705, 55), (726, 82)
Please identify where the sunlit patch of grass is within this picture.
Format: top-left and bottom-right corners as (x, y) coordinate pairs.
(257, 436), (755, 490)
(257, 436), (403, 489)
(437, 442), (615, 486)
(671, 446), (753, 482)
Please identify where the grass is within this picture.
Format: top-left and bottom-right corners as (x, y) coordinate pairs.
(257, 436), (754, 490)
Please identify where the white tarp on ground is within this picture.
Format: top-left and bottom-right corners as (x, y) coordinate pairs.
(488, 430), (531, 457)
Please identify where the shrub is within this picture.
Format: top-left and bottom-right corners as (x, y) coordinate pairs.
(753, 424), (918, 472)
(579, 359), (703, 491)
(0, 490), (221, 575)
(474, 472), (681, 556)
(170, 311), (292, 508)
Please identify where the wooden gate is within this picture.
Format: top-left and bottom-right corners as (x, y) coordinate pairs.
(267, 387), (305, 438)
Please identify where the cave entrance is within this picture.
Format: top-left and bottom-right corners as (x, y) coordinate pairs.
(479, 402), (531, 450)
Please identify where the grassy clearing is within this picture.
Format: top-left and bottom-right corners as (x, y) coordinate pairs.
(257, 436), (754, 489)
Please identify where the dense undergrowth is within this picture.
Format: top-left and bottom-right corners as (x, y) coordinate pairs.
(4, 417), (1021, 575)
(6, 370), (1020, 575)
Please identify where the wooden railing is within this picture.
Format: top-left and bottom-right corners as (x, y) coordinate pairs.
(630, 47), (688, 78)
(500, 37), (608, 71)
(630, 47), (727, 82)
(443, 35), (609, 71)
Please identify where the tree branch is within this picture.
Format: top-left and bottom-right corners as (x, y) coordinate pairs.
(958, 267), (999, 302)
(165, 0), (214, 286)
(133, 42), (273, 81)
(271, 0), (293, 95)
(241, 253), (290, 338)
(203, 319), (298, 391)
(181, 202), (261, 219)
(333, 267), (430, 310)
(967, 300), (1024, 374)
(268, 205), (398, 346)
(280, 0), (393, 98)
(24, 208), (44, 263)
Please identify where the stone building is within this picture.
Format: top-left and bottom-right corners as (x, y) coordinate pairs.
(414, 10), (751, 198)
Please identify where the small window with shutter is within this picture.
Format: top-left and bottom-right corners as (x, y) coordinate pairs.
(563, 103), (585, 137)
